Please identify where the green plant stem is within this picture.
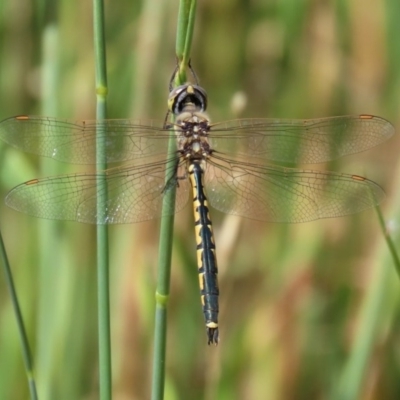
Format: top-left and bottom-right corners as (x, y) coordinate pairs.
(151, 1), (197, 399)
(333, 204), (400, 400)
(334, 256), (390, 400)
(375, 203), (400, 278)
(151, 155), (177, 400)
(175, 0), (197, 82)
(37, 17), (61, 400)
(0, 230), (38, 400)
(93, 0), (112, 399)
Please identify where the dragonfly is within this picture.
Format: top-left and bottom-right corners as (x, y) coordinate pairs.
(0, 83), (394, 344)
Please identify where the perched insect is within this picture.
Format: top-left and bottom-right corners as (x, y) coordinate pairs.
(0, 82), (394, 344)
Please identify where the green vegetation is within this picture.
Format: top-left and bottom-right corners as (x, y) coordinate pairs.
(0, 0), (399, 399)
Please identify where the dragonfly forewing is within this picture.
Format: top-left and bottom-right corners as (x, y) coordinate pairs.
(0, 116), (173, 164)
(210, 115), (394, 164)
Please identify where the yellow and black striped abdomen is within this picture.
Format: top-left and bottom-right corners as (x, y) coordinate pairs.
(188, 161), (219, 345)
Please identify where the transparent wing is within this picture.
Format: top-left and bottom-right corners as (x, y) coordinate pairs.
(1, 114), (394, 166)
(210, 115), (394, 164)
(204, 155), (384, 223)
(0, 115), (173, 164)
(5, 159), (189, 224)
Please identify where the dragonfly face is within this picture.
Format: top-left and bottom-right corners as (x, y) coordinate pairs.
(0, 83), (395, 344)
(168, 83), (207, 115)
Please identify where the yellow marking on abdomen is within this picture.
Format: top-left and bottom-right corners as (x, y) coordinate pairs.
(198, 272), (205, 291)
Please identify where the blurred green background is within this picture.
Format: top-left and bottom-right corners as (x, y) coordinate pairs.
(1, 0), (400, 399)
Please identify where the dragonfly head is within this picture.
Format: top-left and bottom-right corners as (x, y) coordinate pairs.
(168, 84), (208, 115)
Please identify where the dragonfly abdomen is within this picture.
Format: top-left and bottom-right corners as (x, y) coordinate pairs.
(188, 161), (219, 345)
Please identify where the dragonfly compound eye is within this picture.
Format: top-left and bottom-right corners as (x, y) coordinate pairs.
(168, 84), (208, 115)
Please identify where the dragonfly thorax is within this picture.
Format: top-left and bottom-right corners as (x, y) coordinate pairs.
(175, 111), (212, 160)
